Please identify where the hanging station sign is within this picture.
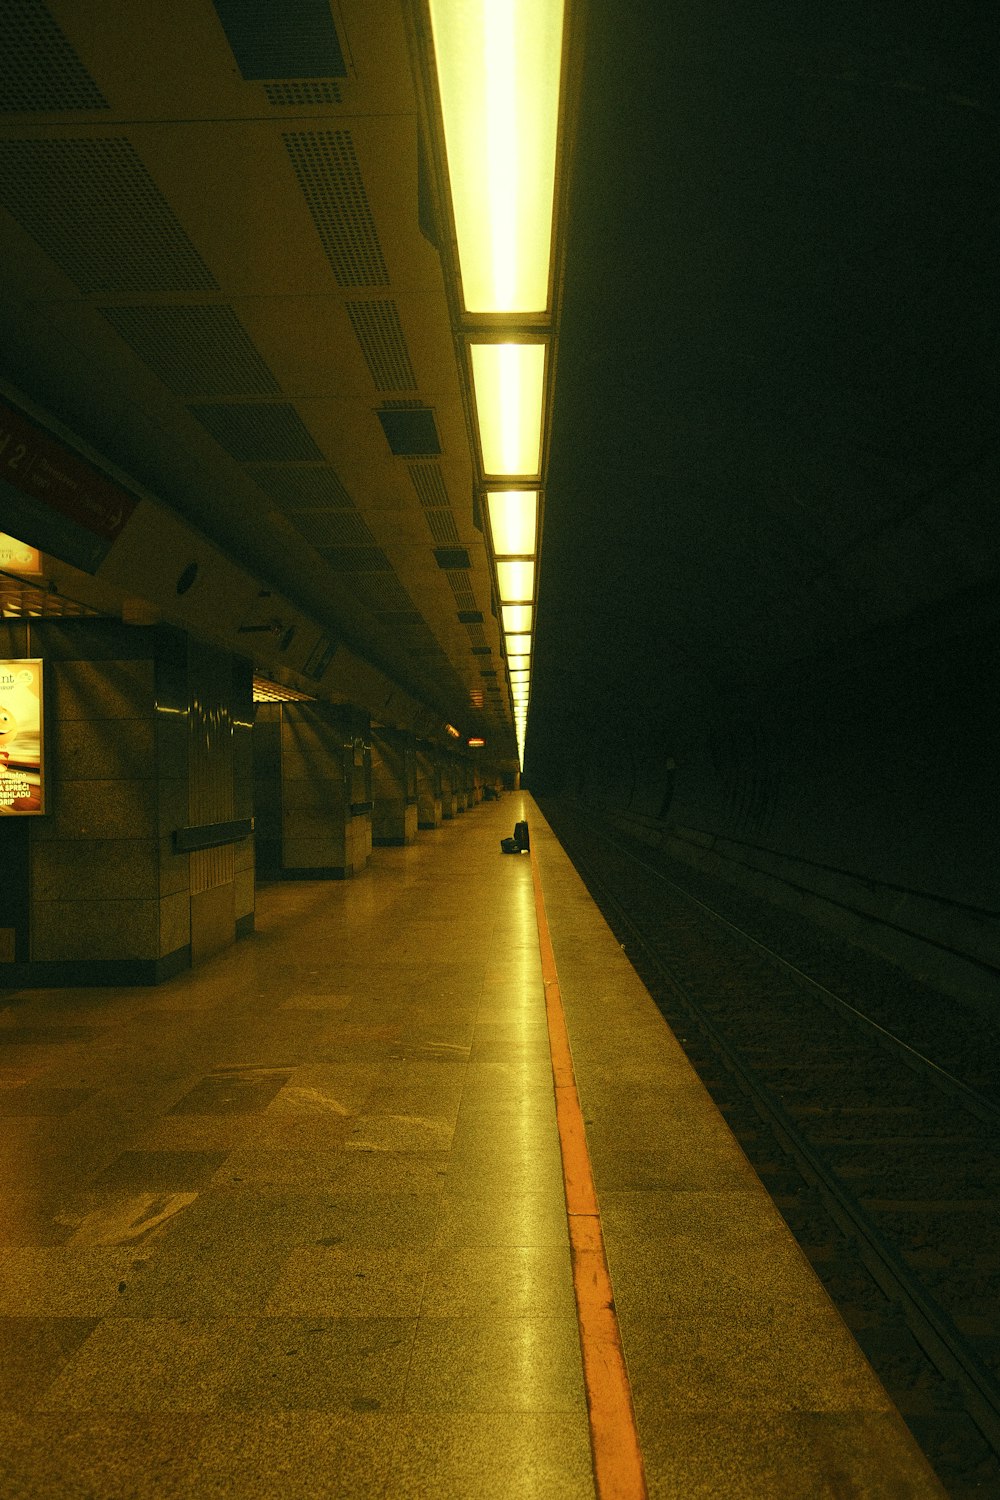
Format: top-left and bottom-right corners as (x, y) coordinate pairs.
(0, 659), (44, 815)
(0, 399), (137, 573)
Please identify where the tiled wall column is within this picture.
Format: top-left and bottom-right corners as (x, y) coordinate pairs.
(416, 745), (443, 829)
(276, 702), (371, 878)
(0, 620), (253, 986)
(185, 638), (255, 965)
(440, 758), (457, 820)
(455, 758), (469, 813)
(371, 727), (418, 846)
(251, 704), (282, 877)
(348, 714), (373, 873)
(30, 622), (181, 984)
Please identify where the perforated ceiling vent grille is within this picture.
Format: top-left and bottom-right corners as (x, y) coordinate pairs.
(425, 509), (460, 545)
(353, 573), (413, 613)
(212, 0), (347, 80)
(247, 464), (353, 509)
(465, 620), (489, 648)
(0, 138), (218, 293)
(408, 463), (449, 508)
(189, 402), (323, 462)
(318, 546), (392, 571)
(290, 510), (374, 548)
(101, 304), (279, 397)
(284, 131), (388, 287)
(346, 300), (417, 392)
(0, 1), (109, 112)
(445, 571), (478, 611)
(404, 618), (447, 655)
(265, 80), (342, 106)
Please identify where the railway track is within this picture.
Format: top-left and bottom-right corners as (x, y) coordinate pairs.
(540, 800), (1000, 1499)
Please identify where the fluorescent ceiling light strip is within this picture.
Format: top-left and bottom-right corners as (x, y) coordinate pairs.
(472, 343), (545, 477)
(507, 654), (530, 670)
(486, 0), (518, 310)
(506, 633), (531, 655)
(428, 0), (565, 313)
(501, 603), (532, 633)
(488, 491), (537, 555)
(496, 559), (535, 601)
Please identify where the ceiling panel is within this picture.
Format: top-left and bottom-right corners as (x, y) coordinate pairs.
(0, 0), (517, 753)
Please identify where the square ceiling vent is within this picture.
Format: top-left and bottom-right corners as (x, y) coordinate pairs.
(434, 548), (471, 570)
(378, 408), (441, 456)
(211, 0), (346, 78)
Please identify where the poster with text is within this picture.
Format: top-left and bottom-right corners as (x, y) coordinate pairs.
(0, 659), (44, 814)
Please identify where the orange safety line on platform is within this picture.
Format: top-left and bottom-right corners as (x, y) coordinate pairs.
(530, 848), (648, 1500)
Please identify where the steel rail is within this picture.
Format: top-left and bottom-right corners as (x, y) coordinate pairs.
(554, 820), (1000, 1464)
(574, 817), (1000, 1128)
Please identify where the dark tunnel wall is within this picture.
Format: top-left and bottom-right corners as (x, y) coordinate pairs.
(537, 580), (999, 1004)
(527, 0), (999, 1007)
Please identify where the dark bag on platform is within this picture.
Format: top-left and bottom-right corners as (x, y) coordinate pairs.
(501, 821), (530, 855)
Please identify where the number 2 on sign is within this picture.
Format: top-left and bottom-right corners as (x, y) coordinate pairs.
(0, 430), (28, 469)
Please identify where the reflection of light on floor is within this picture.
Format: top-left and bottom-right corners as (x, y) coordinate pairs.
(65, 1192), (198, 1246)
(267, 1087), (351, 1117)
(512, 1315), (545, 1381)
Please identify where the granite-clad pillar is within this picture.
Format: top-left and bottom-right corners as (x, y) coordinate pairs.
(455, 758), (470, 812)
(416, 744), (442, 829)
(185, 636), (255, 964)
(0, 619), (253, 986)
(251, 703), (282, 877)
(440, 756), (457, 819)
(371, 727), (417, 846)
(254, 701), (371, 877)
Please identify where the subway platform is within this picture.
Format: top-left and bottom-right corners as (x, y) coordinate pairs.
(0, 796), (943, 1498)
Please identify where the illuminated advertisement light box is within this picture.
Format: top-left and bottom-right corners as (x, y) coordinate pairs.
(0, 532), (41, 574)
(0, 659), (44, 814)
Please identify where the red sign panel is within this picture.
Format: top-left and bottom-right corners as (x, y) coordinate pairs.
(0, 400), (136, 539)
(0, 399), (138, 571)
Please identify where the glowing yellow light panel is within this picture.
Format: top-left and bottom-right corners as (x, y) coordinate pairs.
(428, 0), (564, 314)
(501, 604), (532, 633)
(506, 633), (531, 655)
(471, 343), (546, 477)
(487, 491), (537, 555)
(496, 559), (535, 601)
(507, 654), (530, 670)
